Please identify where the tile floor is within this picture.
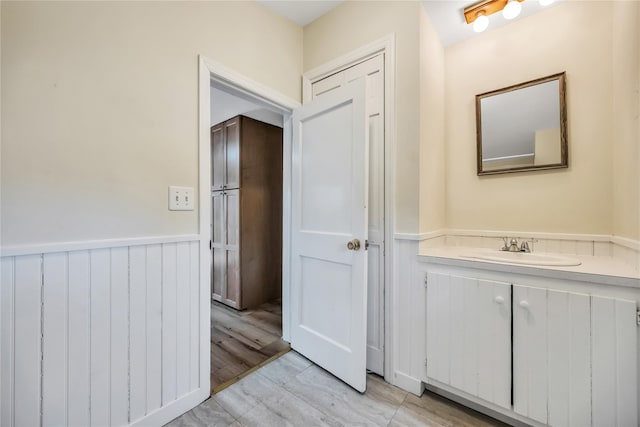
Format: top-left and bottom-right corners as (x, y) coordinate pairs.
(167, 351), (508, 427)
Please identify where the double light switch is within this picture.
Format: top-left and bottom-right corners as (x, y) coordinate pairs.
(169, 186), (194, 211)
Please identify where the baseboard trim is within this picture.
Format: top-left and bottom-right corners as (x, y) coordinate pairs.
(392, 371), (424, 396)
(0, 234), (201, 257)
(131, 388), (209, 427)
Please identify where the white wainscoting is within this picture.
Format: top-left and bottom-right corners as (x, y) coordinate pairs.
(390, 238), (426, 395)
(1, 236), (208, 427)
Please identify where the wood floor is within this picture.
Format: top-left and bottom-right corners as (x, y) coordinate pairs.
(211, 299), (289, 391)
(168, 351), (509, 427)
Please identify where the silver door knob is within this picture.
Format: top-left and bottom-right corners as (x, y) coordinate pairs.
(347, 239), (361, 251)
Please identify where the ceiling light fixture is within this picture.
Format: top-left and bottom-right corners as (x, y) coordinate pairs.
(473, 12), (489, 32)
(503, 0), (522, 19)
(539, 0), (554, 6)
(464, 0), (528, 32)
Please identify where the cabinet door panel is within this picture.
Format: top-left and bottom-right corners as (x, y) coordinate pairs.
(513, 285), (548, 424)
(477, 279), (511, 409)
(212, 192), (225, 245)
(225, 249), (240, 308)
(547, 290), (591, 427)
(212, 125), (225, 191)
(225, 119), (240, 189)
(592, 296), (637, 427)
(225, 190), (239, 247)
(212, 248), (225, 301)
(223, 189), (239, 308)
(449, 275), (471, 394)
(427, 273), (510, 409)
(426, 272), (450, 385)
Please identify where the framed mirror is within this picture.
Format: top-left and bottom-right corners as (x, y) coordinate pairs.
(476, 72), (567, 175)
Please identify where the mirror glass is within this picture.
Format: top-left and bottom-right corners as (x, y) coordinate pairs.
(476, 72), (567, 175)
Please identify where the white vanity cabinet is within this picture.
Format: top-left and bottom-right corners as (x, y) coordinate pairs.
(512, 285), (637, 426)
(513, 285), (591, 425)
(426, 273), (511, 409)
(425, 270), (638, 427)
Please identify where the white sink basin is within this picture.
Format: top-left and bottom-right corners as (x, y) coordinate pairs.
(461, 249), (582, 267)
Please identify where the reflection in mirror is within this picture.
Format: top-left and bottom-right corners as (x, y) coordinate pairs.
(476, 72), (567, 175)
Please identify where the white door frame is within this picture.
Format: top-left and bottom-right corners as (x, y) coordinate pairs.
(198, 56), (300, 386)
(302, 34), (396, 382)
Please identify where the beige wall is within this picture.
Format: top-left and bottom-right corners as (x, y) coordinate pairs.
(1, 1), (302, 246)
(611, 0), (640, 241)
(418, 6), (446, 234)
(445, 1), (614, 234)
(304, 1), (421, 234)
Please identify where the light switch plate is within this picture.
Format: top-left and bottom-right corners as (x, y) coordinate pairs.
(169, 186), (195, 211)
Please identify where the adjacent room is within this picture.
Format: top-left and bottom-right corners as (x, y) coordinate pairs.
(208, 85), (288, 391)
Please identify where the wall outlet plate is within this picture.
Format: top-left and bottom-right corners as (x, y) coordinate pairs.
(169, 186), (195, 211)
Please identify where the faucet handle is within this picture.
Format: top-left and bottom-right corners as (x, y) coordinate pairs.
(500, 237), (509, 251)
(521, 238), (537, 252)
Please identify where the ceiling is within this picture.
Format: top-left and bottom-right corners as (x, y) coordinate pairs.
(256, 0), (343, 26)
(257, 0), (563, 46)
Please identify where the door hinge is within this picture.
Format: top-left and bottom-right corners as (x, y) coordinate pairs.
(636, 310), (640, 326)
(424, 274), (428, 288)
(209, 240), (212, 250)
(424, 358), (428, 366)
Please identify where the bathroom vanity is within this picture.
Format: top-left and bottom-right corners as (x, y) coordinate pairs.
(417, 246), (640, 427)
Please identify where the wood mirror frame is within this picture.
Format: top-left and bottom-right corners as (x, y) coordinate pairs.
(476, 72), (568, 176)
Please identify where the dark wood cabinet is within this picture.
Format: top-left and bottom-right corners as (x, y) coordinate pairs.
(210, 115), (282, 310)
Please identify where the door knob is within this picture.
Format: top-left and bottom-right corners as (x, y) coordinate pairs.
(519, 300), (530, 309)
(347, 239), (361, 251)
(494, 296), (505, 304)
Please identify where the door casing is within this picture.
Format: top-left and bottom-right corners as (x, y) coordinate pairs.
(198, 33), (396, 389)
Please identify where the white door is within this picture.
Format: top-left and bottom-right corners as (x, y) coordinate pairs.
(311, 55), (385, 375)
(291, 79), (368, 392)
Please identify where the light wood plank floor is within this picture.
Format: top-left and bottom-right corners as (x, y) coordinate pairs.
(169, 351), (509, 427)
(211, 299), (289, 391)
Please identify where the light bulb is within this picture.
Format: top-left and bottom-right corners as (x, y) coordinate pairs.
(473, 14), (489, 32)
(503, 0), (522, 19)
(539, 0), (554, 5)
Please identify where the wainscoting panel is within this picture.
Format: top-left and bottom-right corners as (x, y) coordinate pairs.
(0, 238), (205, 427)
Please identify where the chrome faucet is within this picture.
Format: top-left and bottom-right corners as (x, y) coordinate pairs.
(500, 237), (528, 252)
(500, 237), (536, 252)
(508, 239), (520, 252)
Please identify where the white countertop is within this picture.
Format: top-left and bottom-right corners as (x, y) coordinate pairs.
(418, 246), (640, 288)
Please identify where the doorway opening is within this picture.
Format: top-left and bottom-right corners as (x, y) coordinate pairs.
(209, 83), (290, 393)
